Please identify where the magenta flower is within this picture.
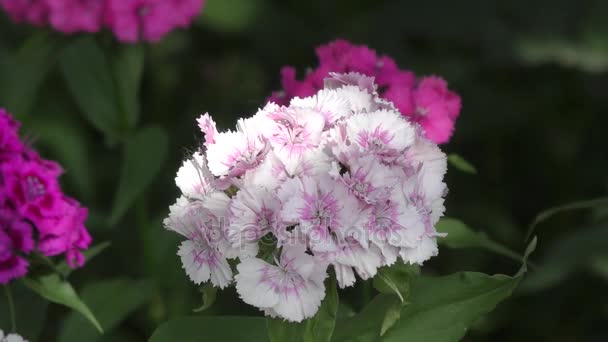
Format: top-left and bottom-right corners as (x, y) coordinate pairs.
(0, 0), (205, 43)
(103, 0), (204, 42)
(0, 208), (33, 284)
(0, 108), (92, 281)
(269, 39), (462, 144)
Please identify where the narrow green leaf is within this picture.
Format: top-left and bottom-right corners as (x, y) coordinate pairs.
(60, 37), (123, 141)
(59, 278), (153, 342)
(0, 32), (60, 117)
(193, 285), (217, 312)
(112, 44), (144, 128)
(56, 241), (111, 277)
(437, 217), (521, 262)
(149, 316), (268, 342)
(447, 153), (477, 174)
(266, 275), (338, 342)
(109, 126), (168, 225)
(22, 274), (102, 333)
(200, 0), (262, 33)
(524, 196), (608, 240)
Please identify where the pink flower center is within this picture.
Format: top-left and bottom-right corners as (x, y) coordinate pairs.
(24, 175), (45, 201)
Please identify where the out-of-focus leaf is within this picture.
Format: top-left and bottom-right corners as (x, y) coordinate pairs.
(22, 274), (102, 333)
(193, 285), (217, 312)
(200, 0), (264, 33)
(112, 44), (144, 128)
(59, 278), (153, 342)
(379, 301), (402, 337)
(524, 196), (608, 240)
(56, 241), (111, 277)
(333, 238), (536, 342)
(589, 254), (608, 281)
(60, 37), (123, 142)
(521, 225), (608, 292)
(517, 36), (608, 73)
(0, 282), (48, 342)
(109, 126), (168, 225)
(437, 218), (521, 262)
(448, 153), (477, 174)
(149, 316), (268, 342)
(373, 262), (419, 303)
(266, 276), (338, 342)
(0, 32), (60, 117)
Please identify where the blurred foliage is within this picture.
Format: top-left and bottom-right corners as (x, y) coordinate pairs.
(1, 0), (607, 341)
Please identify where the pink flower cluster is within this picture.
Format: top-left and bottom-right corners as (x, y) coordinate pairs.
(269, 40), (462, 144)
(0, 0), (205, 43)
(0, 109), (91, 284)
(165, 73), (448, 322)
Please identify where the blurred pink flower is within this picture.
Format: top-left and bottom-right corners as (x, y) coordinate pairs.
(270, 40), (462, 144)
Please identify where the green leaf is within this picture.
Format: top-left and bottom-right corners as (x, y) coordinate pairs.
(149, 316), (268, 342)
(447, 153), (477, 174)
(60, 37), (123, 142)
(437, 218), (521, 262)
(193, 285), (217, 312)
(56, 241), (111, 277)
(0, 282), (48, 342)
(372, 262), (419, 303)
(200, 0), (263, 33)
(267, 276), (338, 342)
(112, 44), (144, 128)
(333, 238), (537, 342)
(22, 274), (102, 333)
(59, 278), (153, 342)
(524, 196), (608, 240)
(379, 301), (402, 337)
(0, 32), (60, 117)
(109, 126), (168, 225)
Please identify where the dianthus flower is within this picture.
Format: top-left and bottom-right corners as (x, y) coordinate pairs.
(165, 73), (448, 322)
(0, 108), (92, 284)
(0, 0), (205, 43)
(269, 40), (461, 144)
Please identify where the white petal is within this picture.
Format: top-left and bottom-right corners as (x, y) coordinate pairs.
(175, 152), (215, 199)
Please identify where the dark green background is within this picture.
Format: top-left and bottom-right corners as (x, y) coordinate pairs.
(1, 0), (607, 340)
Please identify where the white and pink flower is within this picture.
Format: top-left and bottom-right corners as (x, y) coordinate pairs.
(164, 72), (449, 322)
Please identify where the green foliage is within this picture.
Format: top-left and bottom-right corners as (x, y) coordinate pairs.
(109, 126), (169, 224)
(447, 154), (477, 174)
(59, 278), (153, 342)
(266, 276), (338, 342)
(437, 218), (521, 262)
(148, 316), (268, 342)
(334, 238), (536, 341)
(60, 37), (125, 142)
(22, 274), (102, 333)
(0, 283), (48, 342)
(192, 285), (218, 312)
(0, 32), (60, 117)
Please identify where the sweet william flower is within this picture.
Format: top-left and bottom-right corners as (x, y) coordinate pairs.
(235, 245), (327, 322)
(0, 209), (33, 284)
(165, 72), (448, 321)
(0, 108), (92, 280)
(270, 39), (461, 144)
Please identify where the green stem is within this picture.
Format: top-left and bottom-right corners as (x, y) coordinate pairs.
(4, 284), (17, 332)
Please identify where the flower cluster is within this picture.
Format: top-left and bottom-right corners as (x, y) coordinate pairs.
(269, 39), (462, 144)
(165, 73), (447, 322)
(0, 109), (91, 284)
(0, 329), (27, 342)
(0, 0), (205, 43)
